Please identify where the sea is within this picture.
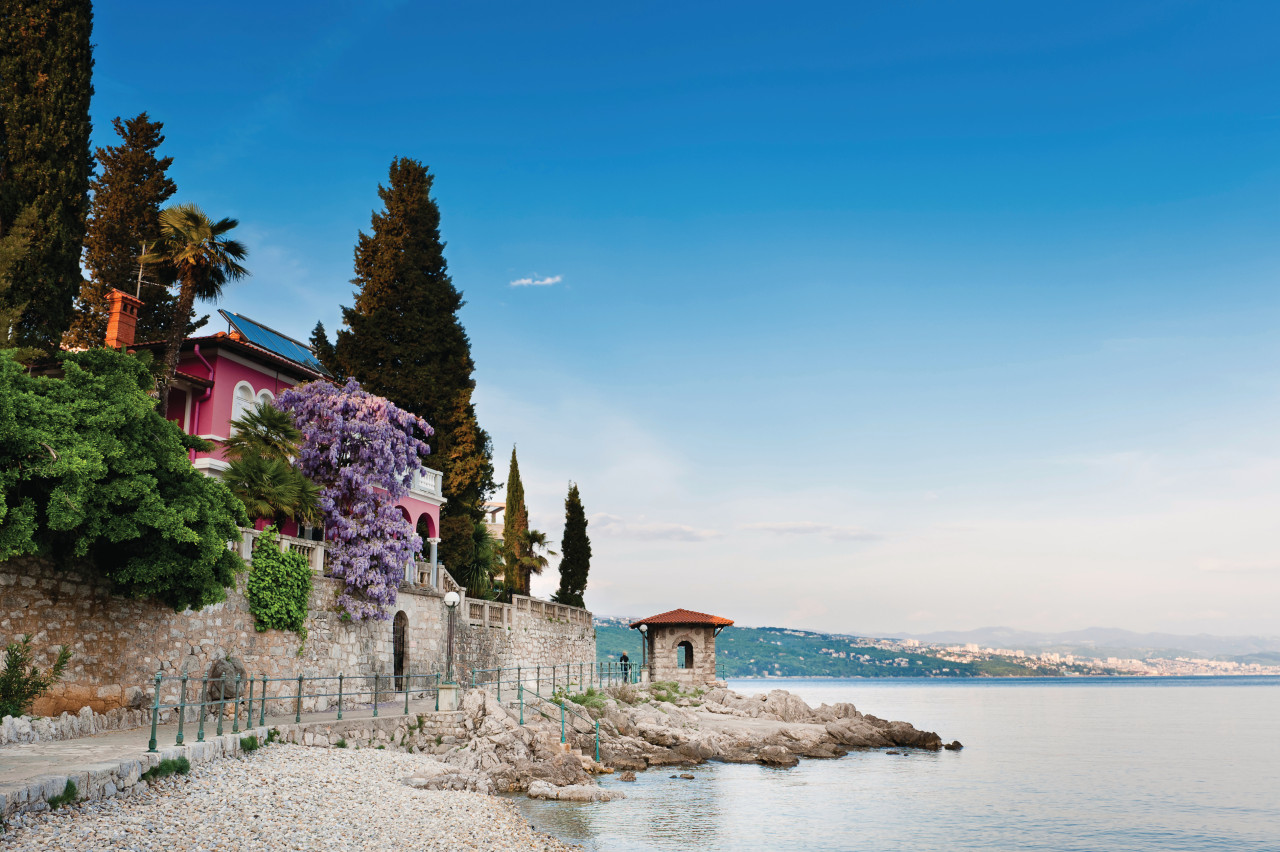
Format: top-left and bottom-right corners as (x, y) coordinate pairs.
(512, 676), (1280, 851)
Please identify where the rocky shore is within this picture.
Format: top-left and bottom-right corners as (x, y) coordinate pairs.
(1, 684), (950, 848)
(400, 681), (950, 795)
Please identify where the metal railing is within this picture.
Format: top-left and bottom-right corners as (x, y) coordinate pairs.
(516, 682), (601, 762)
(468, 661), (639, 701)
(144, 670), (444, 752)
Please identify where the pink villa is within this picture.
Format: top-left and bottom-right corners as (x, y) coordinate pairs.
(105, 289), (446, 581)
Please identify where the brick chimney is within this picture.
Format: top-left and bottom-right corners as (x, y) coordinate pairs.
(105, 289), (143, 349)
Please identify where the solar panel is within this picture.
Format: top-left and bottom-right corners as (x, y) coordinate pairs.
(219, 310), (329, 375)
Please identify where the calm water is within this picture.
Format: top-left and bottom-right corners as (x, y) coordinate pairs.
(514, 677), (1280, 851)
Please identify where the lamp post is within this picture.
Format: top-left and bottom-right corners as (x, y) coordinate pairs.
(638, 623), (648, 681)
(444, 591), (460, 684)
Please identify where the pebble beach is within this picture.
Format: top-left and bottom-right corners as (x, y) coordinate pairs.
(1, 744), (579, 851)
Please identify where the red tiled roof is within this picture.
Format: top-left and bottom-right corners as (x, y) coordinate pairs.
(630, 608), (734, 629)
(132, 333), (325, 381)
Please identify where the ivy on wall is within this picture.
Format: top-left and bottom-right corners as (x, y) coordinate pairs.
(245, 527), (311, 638)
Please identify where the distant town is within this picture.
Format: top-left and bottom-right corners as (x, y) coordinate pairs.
(594, 618), (1280, 678)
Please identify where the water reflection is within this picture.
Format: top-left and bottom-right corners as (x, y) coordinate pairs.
(513, 677), (1280, 852)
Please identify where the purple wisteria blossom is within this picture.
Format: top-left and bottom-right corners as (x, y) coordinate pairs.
(278, 378), (433, 621)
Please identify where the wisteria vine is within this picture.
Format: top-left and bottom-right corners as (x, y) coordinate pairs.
(278, 378), (433, 620)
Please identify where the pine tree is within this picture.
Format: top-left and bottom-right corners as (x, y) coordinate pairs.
(0, 0), (94, 353)
(553, 482), (591, 608)
(64, 113), (178, 349)
(335, 157), (494, 577)
(502, 446), (530, 595)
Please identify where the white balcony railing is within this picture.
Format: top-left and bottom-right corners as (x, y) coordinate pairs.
(410, 467), (444, 499)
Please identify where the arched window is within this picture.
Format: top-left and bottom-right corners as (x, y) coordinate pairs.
(393, 611), (409, 691)
(230, 382), (255, 434)
(256, 389), (275, 408)
(676, 641), (694, 670)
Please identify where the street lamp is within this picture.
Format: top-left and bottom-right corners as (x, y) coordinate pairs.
(444, 591), (460, 684)
(638, 623), (648, 676)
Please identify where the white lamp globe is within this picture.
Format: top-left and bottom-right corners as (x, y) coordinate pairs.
(444, 591), (460, 608)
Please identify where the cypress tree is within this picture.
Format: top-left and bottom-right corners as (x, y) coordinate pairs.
(0, 0), (94, 353)
(502, 445), (529, 595)
(553, 482), (591, 608)
(308, 321), (343, 379)
(64, 113), (179, 349)
(335, 157), (495, 577)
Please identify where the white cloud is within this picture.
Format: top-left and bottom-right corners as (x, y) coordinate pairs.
(741, 521), (882, 542)
(509, 274), (562, 287)
(592, 513), (722, 542)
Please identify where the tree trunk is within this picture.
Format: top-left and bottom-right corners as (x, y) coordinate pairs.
(155, 274), (196, 418)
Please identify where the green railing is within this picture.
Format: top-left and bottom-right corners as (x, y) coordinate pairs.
(516, 681), (601, 762)
(469, 661), (639, 700)
(144, 670), (444, 752)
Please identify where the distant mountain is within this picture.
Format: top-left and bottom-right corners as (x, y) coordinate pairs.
(895, 626), (1280, 660)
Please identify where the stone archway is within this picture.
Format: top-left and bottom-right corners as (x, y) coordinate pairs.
(676, 640), (693, 670)
(393, 611), (408, 691)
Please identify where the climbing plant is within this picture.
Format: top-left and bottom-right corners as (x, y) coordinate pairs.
(245, 526), (312, 636)
(278, 378), (433, 621)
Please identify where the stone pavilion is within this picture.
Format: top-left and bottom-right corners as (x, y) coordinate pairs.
(630, 608), (733, 688)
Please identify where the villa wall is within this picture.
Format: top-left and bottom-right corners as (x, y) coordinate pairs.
(0, 556), (594, 718)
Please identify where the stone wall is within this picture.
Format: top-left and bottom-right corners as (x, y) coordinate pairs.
(0, 556), (594, 718)
(647, 625), (719, 688)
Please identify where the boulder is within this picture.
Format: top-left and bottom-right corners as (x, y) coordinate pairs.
(206, 658), (248, 702)
(527, 781), (626, 802)
(757, 746), (799, 768)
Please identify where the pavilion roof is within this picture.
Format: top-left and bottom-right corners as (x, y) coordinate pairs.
(629, 608), (734, 629)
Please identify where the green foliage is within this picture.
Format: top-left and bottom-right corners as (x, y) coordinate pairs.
(456, 519), (501, 600)
(502, 446), (529, 594)
(240, 734), (260, 752)
(47, 779), (78, 810)
(565, 687), (608, 712)
(0, 635), (72, 718)
(222, 405), (318, 526)
(335, 157), (494, 583)
(0, 0), (94, 352)
(245, 527), (312, 636)
(0, 206), (43, 361)
(552, 483), (590, 608)
(308, 322), (342, 380)
(141, 756), (190, 783)
(266, 729), (281, 744)
(65, 113), (184, 350)
(146, 203), (248, 417)
(0, 347), (248, 610)
(334, 738), (347, 748)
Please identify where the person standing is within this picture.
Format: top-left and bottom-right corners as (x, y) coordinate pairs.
(620, 652), (631, 682)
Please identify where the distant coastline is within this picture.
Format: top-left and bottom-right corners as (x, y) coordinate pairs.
(594, 619), (1280, 679)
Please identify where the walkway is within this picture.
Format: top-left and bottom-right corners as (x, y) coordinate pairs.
(0, 696), (442, 797)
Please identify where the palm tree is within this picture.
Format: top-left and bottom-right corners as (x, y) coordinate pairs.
(222, 403), (319, 528)
(222, 404), (303, 461)
(147, 203), (248, 416)
(517, 529), (556, 596)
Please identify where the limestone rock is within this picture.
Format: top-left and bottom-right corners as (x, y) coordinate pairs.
(527, 780), (626, 802)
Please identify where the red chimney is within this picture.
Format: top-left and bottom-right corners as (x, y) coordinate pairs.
(105, 289), (143, 349)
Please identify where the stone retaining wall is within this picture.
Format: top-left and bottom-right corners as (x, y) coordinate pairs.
(0, 557), (595, 720)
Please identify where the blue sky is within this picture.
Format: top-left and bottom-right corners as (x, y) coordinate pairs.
(93, 2), (1280, 635)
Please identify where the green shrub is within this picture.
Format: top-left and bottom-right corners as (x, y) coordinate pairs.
(566, 687), (608, 712)
(245, 527), (312, 637)
(141, 756), (191, 783)
(0, 635), (72, 718)
(240, 734), (260, 752)
(0, 349), (249, 611)
(47, 779), (78, 810)
(334, 738), (347, 748)
(266, 729), (281, 744)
